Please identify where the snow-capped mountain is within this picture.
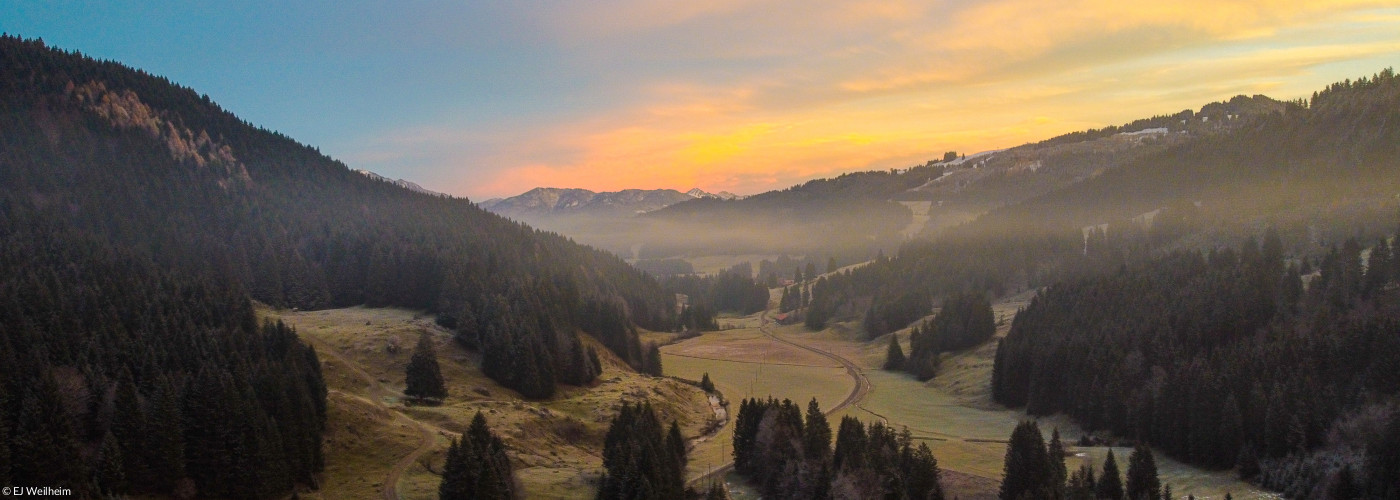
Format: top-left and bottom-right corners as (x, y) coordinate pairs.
(354, 169), (448, 197)
(480, 186), (746, 218)
(685, 188), (743, 200)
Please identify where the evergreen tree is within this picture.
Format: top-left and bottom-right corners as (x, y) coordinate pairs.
(706, 482), (728, 500)
(1097, 450), (1124, 500)
(111, 374), (152, 489)
(1125, 444), (1159, 500)
(644, 342), (663, 376)
(1236, 443), (1260, 481)
(1327, 464), (1358, 500)
(1068, 463), (1097, 500)
(1047, 428), (1068, 499)
(1000, 420), (1050, 500)
(97, 431), (127, 496)
(700, 372), (715, 393)
(804, 398), (832, 462)
(828, 257), (838, 274)
(667, 420), (687, 470)
(439, 438), (469, 499)
(146, 378), (187, 492)
(884, 334), (907, 371)
(1366, 413), (1400, 498)
(405, 332), (448, 402)
(440, 412), (514, 500)
(599, 401), (682, 500)
(1161, 484), (1172, 500)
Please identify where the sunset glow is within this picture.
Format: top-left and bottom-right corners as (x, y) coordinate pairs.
(7, 1), (1400, 199)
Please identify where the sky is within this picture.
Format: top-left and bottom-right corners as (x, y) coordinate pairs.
(4, 1), (1400, 200)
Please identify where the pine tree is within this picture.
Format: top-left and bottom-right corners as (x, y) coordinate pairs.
(706, 482), (727, 500)
(405, 332), (447, 402)
(1097, 449), (1124, 500)
(700, 372), (715, 393)
(1367, 412), (1400, 498)
(441, 412), (514, 500)
(439, 438), (469, 499)
(804, 398), (832, 462)
(1068, 463), (1097, 500)
(1047, 428), (1068, 499)
(111, 374), (153, 490)
(97, 431), (127, 496)
(884, 334), (907, 371)
(1000, 421), (1049, 500)
(644, 342), (663, 376)
(1161, 484), (1173, 500)
(1328, 464), (1359, 500)
(146, 377), (187, 492)
(667, 420), (687, 470)
(1125, 444), (1159, 500)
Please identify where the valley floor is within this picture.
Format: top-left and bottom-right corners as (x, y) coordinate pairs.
(662, 292), (1279, 500)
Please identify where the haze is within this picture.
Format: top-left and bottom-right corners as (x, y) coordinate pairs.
(5, 1), (1400, 199)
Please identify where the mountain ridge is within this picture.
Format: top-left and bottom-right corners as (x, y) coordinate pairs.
(480, 186), (743, 217)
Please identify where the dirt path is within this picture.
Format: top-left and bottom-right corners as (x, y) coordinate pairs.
(685, 309), (871, 488)
(301, 335), (439, 500)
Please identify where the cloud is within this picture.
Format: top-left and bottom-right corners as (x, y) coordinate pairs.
(340, 1), (1400, 199)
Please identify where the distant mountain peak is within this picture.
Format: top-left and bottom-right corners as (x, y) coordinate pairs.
(686, 188), (742, 200)
(353, 170), (448, 197)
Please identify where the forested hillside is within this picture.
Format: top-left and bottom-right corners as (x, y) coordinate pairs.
(0, 35), (673, 496)
(803, 69), (1400, 338)
(993, 232), (1400, 497)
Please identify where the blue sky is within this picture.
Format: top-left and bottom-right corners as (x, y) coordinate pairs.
(5, 1), (1400, 200)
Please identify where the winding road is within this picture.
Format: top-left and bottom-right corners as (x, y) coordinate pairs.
(685, 309), (872, 488)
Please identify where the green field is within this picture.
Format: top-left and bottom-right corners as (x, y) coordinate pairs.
(668, 297), (1277, 499)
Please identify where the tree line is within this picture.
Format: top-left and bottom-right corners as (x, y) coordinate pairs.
(596, 400), (688, 500)
(993, 231), (1400, 497)
(732, 397), (943, 500)
(999, 420), (1167, 500)
(885, 292), (996, 380)
(2, 35), (675, 403)
(0, 224), (325, 498)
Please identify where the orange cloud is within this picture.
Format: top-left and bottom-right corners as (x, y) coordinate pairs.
(350, 1), (1400, 199)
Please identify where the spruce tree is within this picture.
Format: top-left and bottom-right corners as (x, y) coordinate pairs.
(804, 398), (832, 461)
(146, 377), (187, 492)
(1367, 412), (1400, 498)
(1097, 449), (1124, 500)
(667, 420), (687, 470)
(1000, 420), (1049, 500)
(1047, 428), (1068, 499)
(1068, 463), (1097, 500)
(642, 342), (664, 376)
(111, 374), (152, 490)
(700, 372), (715, 393)
(706, 482), (727, 500)
(439, 438), (469, 499)
(1125, 444), (1159, 500)
(441, 412), (513, 500)
(97, 431), (127, 496)
(405, 332), (447, 402)
(1161, 484), (1172, 500)
(884, 334), (907, 371)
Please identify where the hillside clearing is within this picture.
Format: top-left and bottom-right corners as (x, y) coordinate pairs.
(262, 306), (713, 499)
